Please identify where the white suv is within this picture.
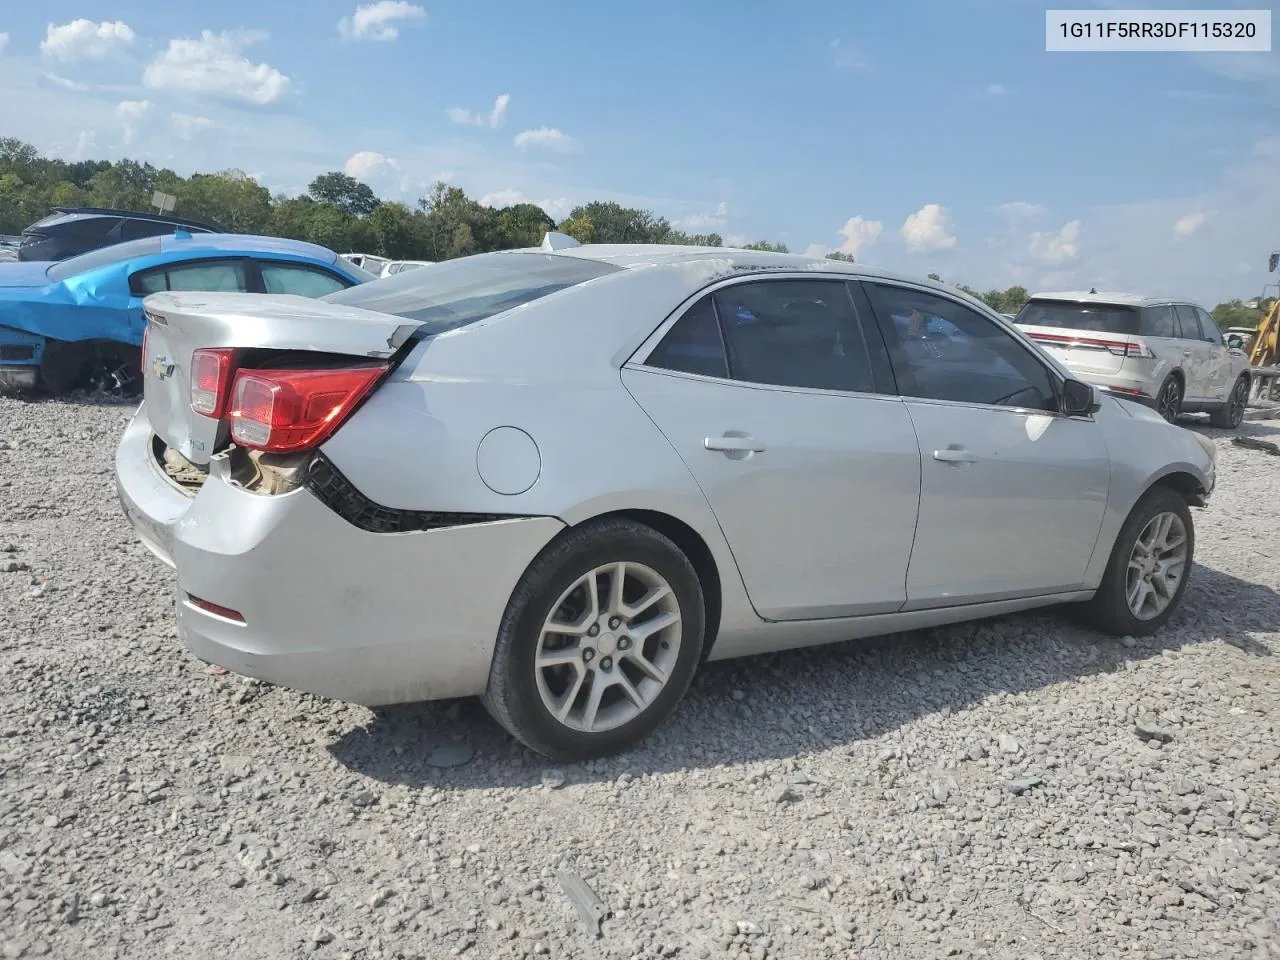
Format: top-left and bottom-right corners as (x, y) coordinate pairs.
(1014, 291), (1252, 428)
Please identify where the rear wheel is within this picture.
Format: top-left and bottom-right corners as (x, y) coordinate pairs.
(1208, 376), (1249, 429)
(482, 517), (705, 761)
(1082, 486), (1194, 637)
(1155, 374), (1183, 424)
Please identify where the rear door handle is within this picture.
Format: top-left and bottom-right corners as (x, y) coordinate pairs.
(932, 447), (979, 464)
(704, 435), (766, 454)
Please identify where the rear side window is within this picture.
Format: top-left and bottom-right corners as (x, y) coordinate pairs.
(324, 252), (622, 334)
(46, 237), (165, 282)
(1141, 305), (1177, 338)
(131, 260), (248, 296)
(648, 296), (729, 379)
(1015, 300), (1139, 336)
(120, 219), (172, 242)
(714, 280), (875, 393)
(1174, 304), (1200, 339)
(260, 262), (349, 297)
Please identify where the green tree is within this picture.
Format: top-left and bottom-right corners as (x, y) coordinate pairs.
(367, 201), (424, 259)
(177, 170), (271, 232)
(308, 171), (380, 218)
(927, 272), (942, 281)
(496, 203), (555, 249)
(826, 251), (856, 263)
(741, 240), (790, 253)
(1210, 298), (1267, 330)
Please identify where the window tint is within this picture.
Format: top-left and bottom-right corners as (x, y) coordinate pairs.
(713, 280), (875, 392)
(1195, 307), (1221, 343)
(1015, 300), (1139, 335)
(46, 236), (165, 282)
(131, 260), (248, 296)
(866, 283), (1056, 411)
(1174, 304), (1200, 339)
(1141, 305), (1177, 338)
(647, 296), (729, 379)
(260, 262), (349, 297)
(120, 219), (169, 242)
(324, 252), (621, 334)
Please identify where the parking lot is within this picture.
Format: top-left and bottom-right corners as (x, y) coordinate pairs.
(2, 395), (1279, 960)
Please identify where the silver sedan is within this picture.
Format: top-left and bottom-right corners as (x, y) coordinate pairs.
(115, 237), (1217, 760)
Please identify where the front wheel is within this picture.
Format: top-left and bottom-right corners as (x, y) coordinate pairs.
(1082, 486), (1194, 637)
(1208, 376), (1249, 429)
(482, 518), (705, 761)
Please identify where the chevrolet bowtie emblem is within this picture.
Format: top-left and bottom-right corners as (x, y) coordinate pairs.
(152, 356), (175, 380)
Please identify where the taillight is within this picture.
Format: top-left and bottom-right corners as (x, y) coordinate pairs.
(228, 366), (386, 454)
(189, 348), (238, 418)
(1104, 340), (1156, 359)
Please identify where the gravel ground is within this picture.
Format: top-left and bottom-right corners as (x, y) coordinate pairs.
(2, 395), (1279, 960)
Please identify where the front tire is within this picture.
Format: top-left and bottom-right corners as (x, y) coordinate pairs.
(1208, 376), (1249, 429)
(1083, 486), (1194, 637)
(482, 517), (705, 761)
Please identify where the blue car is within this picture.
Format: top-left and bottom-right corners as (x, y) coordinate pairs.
(0, 232), (376, 394)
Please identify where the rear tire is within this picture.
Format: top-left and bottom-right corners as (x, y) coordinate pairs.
(482, 517), (705, 761)
(1155, 374), (1183, 424)
(1208, 376), (1249, 429)
(1082, 486), (1194, 637)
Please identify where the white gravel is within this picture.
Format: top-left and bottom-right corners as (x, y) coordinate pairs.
(2, 395), (1279, 960)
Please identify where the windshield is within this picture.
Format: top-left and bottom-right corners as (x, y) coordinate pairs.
(1014, 299), (1139, 336)
(46, 236), (164, 281)
(323, 252), (622, 333)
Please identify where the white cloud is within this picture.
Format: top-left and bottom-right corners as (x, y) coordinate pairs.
(41, 20), (136, 61)
(0, 33), (8, 54)
(986, 83), (1009, 95)
(71, 130), (97, 161)
(725, 234), (749, 248)
(837, 215), (883, 259)
(115, 100), (152, 145)
(994, 201), (1046, 224)
(514, 127), (574, 152)
(480, 188), (525, 208)
(339, 1), (425, 41)
(900, 204), (957, 253)
(539, 197), (573, 220)
(673, 201), (729, 232)
(143, 31), (291, 106)
(1173, 211), (1211, 237)
(345, 150), (399, 180)
(447, 94), (510, 128)
(829, 38), (872, 72)
(804, 244), (831, 258)
(43, 73), (90, 92)
(172, 113), (216, 140)
(1028, 219), (1081, 264)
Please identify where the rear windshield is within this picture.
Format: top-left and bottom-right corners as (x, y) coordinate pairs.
(1014, 299), (1140, 336)
(324, 252), (622, 334)
(46, 236), (164, 281)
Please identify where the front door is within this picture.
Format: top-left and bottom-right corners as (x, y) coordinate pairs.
(623, 280), (922, 621)
(859, 280), (1110, 608)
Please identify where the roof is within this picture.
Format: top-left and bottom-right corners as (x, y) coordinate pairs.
(1028, 290), (1205, 309)
(50, 206), (223, 232)
(157, 232), (340, 264)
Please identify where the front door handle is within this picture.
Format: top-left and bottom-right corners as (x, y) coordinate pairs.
(933, 447), (979, 464)
(704, 435), (766, 454)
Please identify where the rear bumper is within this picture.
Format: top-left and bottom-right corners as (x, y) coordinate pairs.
(0, 326), (44, 391)
(115, 403), (566, 705)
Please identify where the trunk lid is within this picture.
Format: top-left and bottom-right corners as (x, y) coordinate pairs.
(141, 291), (422, 465)
(1016, 322), (1129, 376)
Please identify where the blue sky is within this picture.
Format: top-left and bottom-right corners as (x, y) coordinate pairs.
(1, 1), (1278, 306)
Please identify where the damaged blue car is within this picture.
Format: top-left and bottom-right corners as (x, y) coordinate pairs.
(0, 232), (376, 394)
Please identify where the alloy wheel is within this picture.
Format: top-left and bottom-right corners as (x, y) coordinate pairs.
(1125, 511), (1188, 620)
(534, 561), (682, 733)
(1156, 378), (1181, 423)
(1228, 379), (1248, 428)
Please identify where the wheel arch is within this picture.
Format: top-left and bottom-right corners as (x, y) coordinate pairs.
(1144, 467), (1210, 508)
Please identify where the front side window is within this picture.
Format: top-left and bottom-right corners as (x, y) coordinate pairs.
(1195, 307), (1221, 343)
(131, 260), (249, 296)
(712, 280), (876, 393)
(260, 262), (349, 297)
(866, 283), (1056, 411)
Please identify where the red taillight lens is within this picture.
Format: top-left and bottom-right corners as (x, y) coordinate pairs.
(228, 365), (386, 453)
(189, 348), (237, 418)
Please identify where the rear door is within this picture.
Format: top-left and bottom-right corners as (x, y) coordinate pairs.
(128, 258), (251, 346)
(1173, 304), (1212, 400)
(622, 277), (921, 621)
(862, 281), (1110, 608)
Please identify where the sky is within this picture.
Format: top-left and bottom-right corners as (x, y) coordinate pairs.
(0, 0), (1278, 307)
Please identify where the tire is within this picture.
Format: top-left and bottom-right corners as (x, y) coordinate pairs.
(1082, 485), (1194, 637)
(1154, 374), (1183, 424)
(39, 340), (88, 396)
(482, 517), (706, 761)
(1208, 376), (1249, 429)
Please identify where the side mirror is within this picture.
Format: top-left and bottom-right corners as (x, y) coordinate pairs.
(1226, 335), (1243, 350)
(1061, 378), (1101, 417)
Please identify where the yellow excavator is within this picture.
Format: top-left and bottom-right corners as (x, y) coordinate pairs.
(1245, 253), (1279, 400)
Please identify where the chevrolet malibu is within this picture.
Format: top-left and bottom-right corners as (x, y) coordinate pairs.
(115, 237), (1217, 760)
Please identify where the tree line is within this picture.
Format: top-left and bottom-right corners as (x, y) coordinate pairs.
(0, 137), (790, 261)
(1, 137), (1270, 328)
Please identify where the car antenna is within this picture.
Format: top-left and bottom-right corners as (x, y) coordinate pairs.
(1089, 286), (1097, 294)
